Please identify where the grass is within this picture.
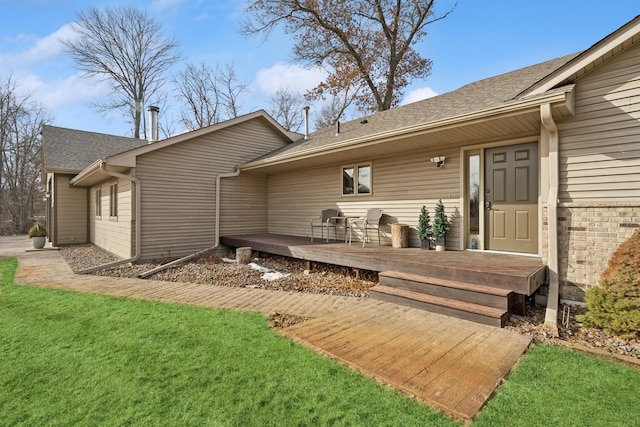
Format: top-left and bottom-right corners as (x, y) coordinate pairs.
(2, 257), (640, 426)
(475, 344), (640, 426)
(0, 258), (454, 426)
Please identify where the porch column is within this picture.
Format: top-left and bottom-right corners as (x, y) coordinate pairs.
(541, 103), (559, 336)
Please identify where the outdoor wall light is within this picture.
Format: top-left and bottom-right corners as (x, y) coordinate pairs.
(430, 156), (446, 167)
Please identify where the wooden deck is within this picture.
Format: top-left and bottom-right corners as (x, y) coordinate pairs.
(3, 236), (533, 421)
(221, 233), (547, 295)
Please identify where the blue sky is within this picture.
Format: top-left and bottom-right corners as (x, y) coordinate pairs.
(1, 0), (638, 137)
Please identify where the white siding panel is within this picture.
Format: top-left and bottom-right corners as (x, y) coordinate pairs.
(267, 148), (461, 248)
(558, 42), (640, 201)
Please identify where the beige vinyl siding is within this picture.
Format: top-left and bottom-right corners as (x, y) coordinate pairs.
(268, 147), (461, 248)
(135, 119), (287, 260)
(220, 174), (268, 235)
(54, 174), (88, 245)
(90, 179), (133, 258)
(558, 42), (640, 201)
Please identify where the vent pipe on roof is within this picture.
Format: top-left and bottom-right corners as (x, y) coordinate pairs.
(335, 120), (340, 136)
(303, 106), (310, 139)
(148, 105), (159, 143)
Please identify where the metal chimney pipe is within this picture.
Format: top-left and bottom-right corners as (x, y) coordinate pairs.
(303, 106), (310, 139)
(148, 106), (159, 143)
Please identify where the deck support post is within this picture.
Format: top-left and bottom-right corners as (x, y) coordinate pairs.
(237, 247), (252, 264)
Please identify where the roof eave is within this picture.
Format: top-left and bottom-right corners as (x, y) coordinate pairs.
(69, 159), (106, 186)
(107, 110), (302, 168)
(239, 87), (575, 171)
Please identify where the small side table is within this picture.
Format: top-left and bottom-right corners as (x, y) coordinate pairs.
(391, 224), (409, 248)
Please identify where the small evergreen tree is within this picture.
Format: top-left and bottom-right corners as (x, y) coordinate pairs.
(417, 205), (433, 241)
(433, 199), (449, 238)
(577, 228), (640, 339)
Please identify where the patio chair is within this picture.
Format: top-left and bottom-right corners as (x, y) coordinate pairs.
(349, 208), (383, 247)
(310, 209), (339, 242)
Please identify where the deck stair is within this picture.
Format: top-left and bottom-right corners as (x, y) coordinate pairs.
(371, 271), (515, 327)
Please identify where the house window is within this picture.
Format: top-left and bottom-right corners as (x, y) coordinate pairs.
(95, 188), (102, 217)
(342, 163), (372, 196)
(109, 183), (118, 218)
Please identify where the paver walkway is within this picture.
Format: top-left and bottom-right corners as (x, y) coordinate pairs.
(1, 236), (532, 421)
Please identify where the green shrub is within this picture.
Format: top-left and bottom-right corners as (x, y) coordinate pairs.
(433, 199), (449, 238)
(27, 222), (47, 238)
(417, 205), (432, 241)
(577, 228), (640, 339)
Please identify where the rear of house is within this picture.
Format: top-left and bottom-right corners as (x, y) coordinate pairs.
(42, 16), (640, 311)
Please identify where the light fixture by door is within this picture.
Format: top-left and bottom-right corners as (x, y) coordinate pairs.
(430, 156), (445, 167)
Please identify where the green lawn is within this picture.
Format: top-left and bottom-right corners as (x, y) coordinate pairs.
(0, 258), (453, 426)
(2, 257), (640, 426)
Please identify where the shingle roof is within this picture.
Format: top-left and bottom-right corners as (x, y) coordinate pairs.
(42, 125), (147, 172)
(246, 52), (580, 165)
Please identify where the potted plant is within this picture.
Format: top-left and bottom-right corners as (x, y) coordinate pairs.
(417, 205), (433, 250)
(433, 199), (449, 251)
(28, 221), (47, 249)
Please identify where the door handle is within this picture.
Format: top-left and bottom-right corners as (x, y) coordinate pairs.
(485, 201), (492, 210)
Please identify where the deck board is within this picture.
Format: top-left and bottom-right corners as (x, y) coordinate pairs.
(221, 233), (546, 294)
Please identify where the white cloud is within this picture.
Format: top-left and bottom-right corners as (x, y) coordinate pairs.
(402, 87), (439, 105)
(254, 62), (327, 97)
(19, 72), (109, 110)
(1, 24), (76, 70)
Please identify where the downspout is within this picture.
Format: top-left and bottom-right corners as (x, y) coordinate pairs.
(78, 161), (141, 274)
(541, 103), (560, 336)
(138, 168), (241, 278)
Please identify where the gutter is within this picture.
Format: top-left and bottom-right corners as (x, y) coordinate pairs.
(69, 158), (104, 185)
(138, 168), (241, 278)
(79, 161), (142, 274)
(541, 103), (560, 336)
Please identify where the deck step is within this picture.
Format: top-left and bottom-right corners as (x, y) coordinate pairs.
(370, 285), (509, 327)
(379, 271), (512, 310)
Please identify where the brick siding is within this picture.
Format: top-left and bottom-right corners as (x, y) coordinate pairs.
(543, 203), (640, 301)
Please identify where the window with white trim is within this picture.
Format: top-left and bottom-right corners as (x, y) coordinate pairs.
(109, 183), (118, 218)
(342, 163), (371, 196)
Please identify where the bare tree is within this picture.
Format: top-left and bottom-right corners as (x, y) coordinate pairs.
(217, 63), (249, 120)
(309, 81), (362, 128)
(174, 63), (221, 130)
(0, 76), (48, 234)
(61, 6), (181, 138)
(174, 62), (248, 130)
(268, 87), (305, 132)
(244, 0), (455, 114)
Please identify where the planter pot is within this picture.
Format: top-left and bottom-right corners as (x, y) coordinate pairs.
(420, 238), (431, 250)
(32, 236), (46, 249)
(435, 236), (445, 252)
